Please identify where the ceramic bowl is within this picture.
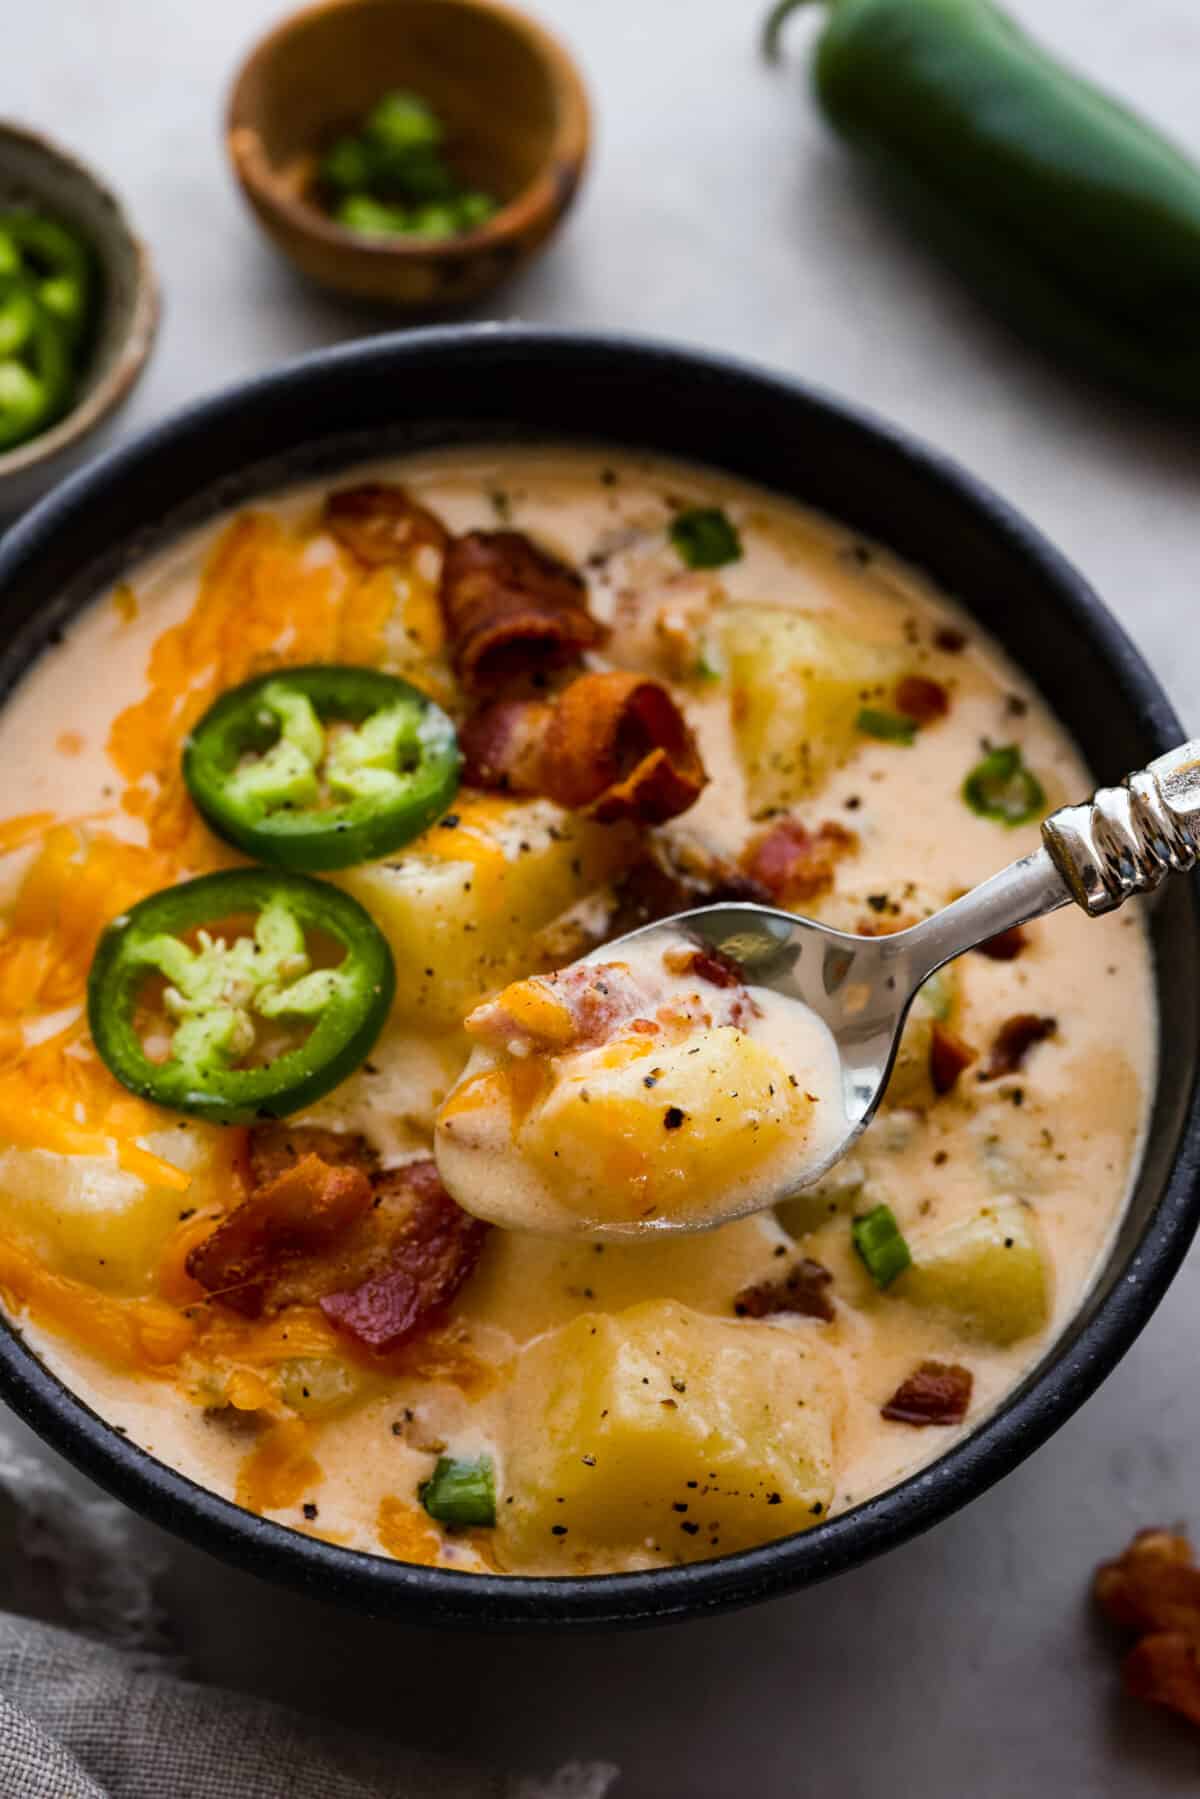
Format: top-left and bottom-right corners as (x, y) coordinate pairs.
(0, 328), (1196, 1627)
(0, 122), (158, 517)
(227, 0), (590, 309)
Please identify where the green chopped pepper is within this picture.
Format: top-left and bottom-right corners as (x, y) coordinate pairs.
(764, 0), (1200, 411)
(0, 307), (71, 451)
(962, 745), (1045, 826)
(183, 666), (461, 873)
(852, 1203), (912, 1288)
(87, 869), (395, 1125)
(419, 1455), (496, 1528)
(669, 507), (742, 570)
(856, 706), (916, 745)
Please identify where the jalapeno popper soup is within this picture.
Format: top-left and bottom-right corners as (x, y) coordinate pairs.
(0, 447), (1153, 1574)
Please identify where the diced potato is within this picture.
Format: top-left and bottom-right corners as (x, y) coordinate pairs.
(521, 1026), (812, 1226)
(333, 796), (639, 1028)
(898, 1202), (1051, 1346)
(723, 607), (908, 813)
(498, 1299), (840, 1568)
(0, 1130), (206, 1295)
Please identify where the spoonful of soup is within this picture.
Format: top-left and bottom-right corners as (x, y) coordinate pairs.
(435, 739), (1200, 1237)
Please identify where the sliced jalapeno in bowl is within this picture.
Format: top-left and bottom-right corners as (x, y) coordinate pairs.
(183, 666), (461, 872)
(87, 869), (395, 1125)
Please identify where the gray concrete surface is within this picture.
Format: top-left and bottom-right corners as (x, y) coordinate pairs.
(4, 1), (1200, 1792)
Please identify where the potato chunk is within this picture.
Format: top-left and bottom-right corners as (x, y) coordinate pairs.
(523, 1025), (812, 1226)
(723, 607), (908, 813)
(899, 1202), (1051, 1346)
(0, 1132), (205, 1296)
(333, 796), (638, 1028)
(498, 1300), (840, 1568)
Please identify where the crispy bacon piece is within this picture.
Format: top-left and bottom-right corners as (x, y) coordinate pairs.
(462, 672), (707, 825)
(894, 674), (949, 725)
(607, 848), (769, 940)
(324, 484), (448, 566)
(881, 1360), (973, 1426)
(662, 943), (742, 988)
(734, 1258), (835, 1323)
(981, 1013), (1057, 1080)
(319, 1161), (488, 1354)
(933, 625), (967, 653)
(974, 925), (1028, 962)
(246, 1124), (378, 1189)
(440, 529), (605, 691)
(1095, 1529), (1200, 1640)
(465, 962), (649, 1055)
(1095, 1530), (1200, 1731)
(741, 817), (858, 905)
(187, 1155), (374, 1318)
(929, 1022), (977, 1096)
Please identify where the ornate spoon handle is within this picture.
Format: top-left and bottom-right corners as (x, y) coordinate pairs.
(898, 740), (1200, 986)
(1042, 741), (1200, 915)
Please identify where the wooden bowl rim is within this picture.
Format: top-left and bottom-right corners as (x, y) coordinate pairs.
(226, 0), (591, 264)
(0, 119), (159, 480)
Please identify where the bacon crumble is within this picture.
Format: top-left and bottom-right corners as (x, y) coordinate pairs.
(462, 671), (707, 826)
(981, 1013), (1057, 1080)
(734, 1258), (835, 1324)
(974, 926), (1028, 962)
(662, 943), (743, 989)
(324, 484), (448, 566)
(441, 529), (606, 691)
(929, 1022), (977, 1096)
(741, 817), (858, 905)
(1095, 1529), (1200, 1731)
(881, 1360), (973, 1426)
(894, 675), (949, 726)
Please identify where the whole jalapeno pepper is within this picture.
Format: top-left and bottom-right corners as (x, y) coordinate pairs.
(87, 869), (396, 1125)
(183, 666), (461, 873)
(764, 0), (1200, 409)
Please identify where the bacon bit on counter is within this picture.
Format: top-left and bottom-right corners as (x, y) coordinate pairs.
(929, 1022), (977, 1096)
(463, 672), (707, 827)
(187, 1155), (374, 1318)
(441, 529), (605, 691)
(981, 1013), (1057, 1080)
(662, 943), (743, 988)
(894, 674), (949, 725)
(881, 1361), (973, 1426)
(324, 483), (448, 566)
(734, 1258), (835, 1323)
(974, 925), (1028, 962)
(1094, 1529), (1200, 1731)
(741, 817), (858, 904)
(320, 1162), (488, 1355)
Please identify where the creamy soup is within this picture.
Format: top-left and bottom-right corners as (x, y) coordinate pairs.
(0, 447), (1153, 1575)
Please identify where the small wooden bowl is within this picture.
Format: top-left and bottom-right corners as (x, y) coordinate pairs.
(227, 0), (590, 309)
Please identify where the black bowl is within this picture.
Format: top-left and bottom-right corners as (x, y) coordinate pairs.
(0, 327), (1196, 1629)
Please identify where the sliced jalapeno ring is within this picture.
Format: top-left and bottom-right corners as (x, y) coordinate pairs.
(87, 869), (396, 1125)
(183, 666), (461, 872)
(962, 745), (1046, 827)
(1, 213), (94, 347)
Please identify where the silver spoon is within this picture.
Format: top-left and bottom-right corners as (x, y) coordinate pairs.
(571, 739), (1200, 1233)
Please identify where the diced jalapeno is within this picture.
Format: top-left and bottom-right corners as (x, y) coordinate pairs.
(419, 1454), (496, 1528)
(87, 869), (395, 1125)
(669, 506), (742, 570)
(962, 746), (1046, 826)
(183, 666), (461, 872)
(856, 706), (916, 745)
(852, 1204), (912, 1288)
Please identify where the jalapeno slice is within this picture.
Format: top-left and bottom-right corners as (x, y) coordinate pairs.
(182, 667), (461, 872)
(87, 869), (395, 1125)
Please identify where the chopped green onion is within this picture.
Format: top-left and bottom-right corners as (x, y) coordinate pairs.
(406, 203), (462, 239)
(335, 195), (410, 238)
(320, 137), (375, 195)
(852, 1204), (912, 1288)
(669, 507), (742, 570)
(856, 706), (917, 745)
(963, 745), (1045, 826)
(418, 1454), (496, 1528)
(455, 192), (497, 231)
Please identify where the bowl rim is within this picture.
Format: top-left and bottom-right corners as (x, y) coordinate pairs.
(226, 0), (591, 263)
(0, 119), (159, 480)
(0, 323), (1197, 1630)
